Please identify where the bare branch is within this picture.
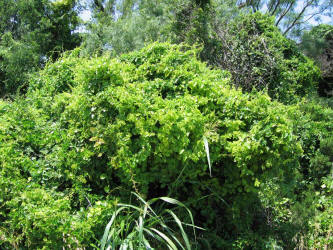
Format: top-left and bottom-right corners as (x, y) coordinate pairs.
(269, 0), (281, 15)
(283, 0), (314, 35)
(275, 1), (295, 26)
(301, 11), (323, 24)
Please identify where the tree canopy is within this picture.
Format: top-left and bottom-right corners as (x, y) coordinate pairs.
(238, 0), (333, 36)
(0, 0), (81, 96)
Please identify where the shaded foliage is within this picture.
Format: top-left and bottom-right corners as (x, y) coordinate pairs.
(0, 0), (81, 96)
(211, 13), (320, 102)
(301, 24), (333, 97)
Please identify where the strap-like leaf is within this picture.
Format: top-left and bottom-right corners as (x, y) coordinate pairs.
(203, 136), (212, 177)
(150, 228), (178, 250)
(165, 209), (190, 249)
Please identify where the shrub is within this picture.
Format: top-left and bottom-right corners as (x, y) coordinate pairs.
(0, 43), (302, 248)
(254, 98), (333, 249)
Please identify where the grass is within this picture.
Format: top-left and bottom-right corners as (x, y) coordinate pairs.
(100, 192), (203, 250)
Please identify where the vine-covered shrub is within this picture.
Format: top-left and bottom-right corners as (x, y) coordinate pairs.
(290, 99), (333, 249)
(0, 43), (302, 248)
(250, 98), (333, 249)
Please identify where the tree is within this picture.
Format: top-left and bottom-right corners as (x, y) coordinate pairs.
(81, 0), (240, 59)
(212, 12), (320, 102)
(81, 0), (187, 56)
(237, 0), (333, 37)
(81, 1), (320, 102)
(0, 0), (81, 96)
(301, 24), (333, 97)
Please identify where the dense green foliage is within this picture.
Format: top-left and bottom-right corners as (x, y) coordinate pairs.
(0, 0), (80, 96)
(301, 24), (333, 64)
(82, 0), (241, 57)
(301, 24), (333, 97)
(1, 42), (331, 248)
(83, 3), (320, 103)
(0, 0), (333, 248)
(211, 12), (320, 102)
(267, 98), (333, 248)
(82, 0), (187, 56)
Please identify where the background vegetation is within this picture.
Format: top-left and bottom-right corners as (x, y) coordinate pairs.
(0, 0), (332, 249)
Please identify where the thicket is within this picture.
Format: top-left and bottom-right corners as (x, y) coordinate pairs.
(0, 2), (332, 248)
(0, 42), (332, 249)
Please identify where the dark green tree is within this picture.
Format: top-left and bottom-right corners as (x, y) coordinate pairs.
(0, 0), (81, 96)
(212, 12), (320, 102)
(301, 24), (333, 97)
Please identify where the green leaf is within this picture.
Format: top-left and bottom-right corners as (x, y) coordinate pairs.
(203, 136), (212, 177)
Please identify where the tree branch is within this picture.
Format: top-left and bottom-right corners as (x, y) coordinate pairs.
(296, 11), (322, 26)
(283, 0), (314, 35)
(275, 1), (294, 27)
(269, 0), (281, 15)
